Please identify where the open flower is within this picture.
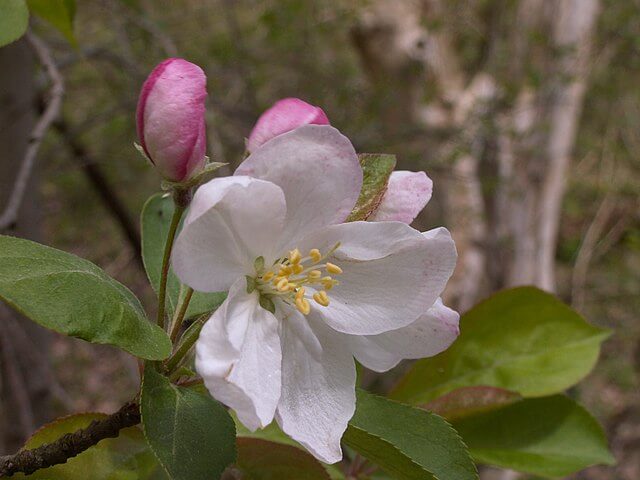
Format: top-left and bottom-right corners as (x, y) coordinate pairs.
(246, 98), (329, 153)
(172, 125), (457, 463)
(136, 58), (207, 182)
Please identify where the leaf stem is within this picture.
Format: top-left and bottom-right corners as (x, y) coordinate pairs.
(169, 287), (194, 342)
(156, 191), (188, 330)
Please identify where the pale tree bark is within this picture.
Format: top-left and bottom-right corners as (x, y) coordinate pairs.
(352, 0), (601, 307)
(0, 39), (54, 453)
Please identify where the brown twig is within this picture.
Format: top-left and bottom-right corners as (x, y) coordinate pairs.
(0, 401), (140, 477)
(0, 31), (64, 232)
(53, 119), (143, 263)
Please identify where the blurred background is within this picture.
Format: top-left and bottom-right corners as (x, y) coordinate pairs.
(0, 1), (638, 478)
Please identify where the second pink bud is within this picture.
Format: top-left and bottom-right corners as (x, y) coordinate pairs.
(246, 98), (329, 153)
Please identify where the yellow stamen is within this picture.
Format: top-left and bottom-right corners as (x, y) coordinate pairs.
(313, 291), (330, 307)
(295, 297), (311, 315)
(279, 265), (292, 276)
(289, 249), (301, 264)
(309, 248), (322, 263)
(262, 271), (274, 282)
(321, 277), (335, 290)
(276, 278), (289, 291)
(326, 262), (342, 275)
(292, 264), (304, 274)
(308, 270), (322, 279)
(295, 287), (306, 300)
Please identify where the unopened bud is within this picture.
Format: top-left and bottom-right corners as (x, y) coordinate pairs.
(136, 58), (207, 182)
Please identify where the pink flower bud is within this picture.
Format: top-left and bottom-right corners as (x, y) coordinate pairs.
(136, 58), (207, 182)
(247, 98), (330, 152)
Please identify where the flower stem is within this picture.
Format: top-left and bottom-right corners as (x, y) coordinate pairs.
(169, 287), (194, 342)
(156, 190), (189, 330)
(165, 316), (206, 373)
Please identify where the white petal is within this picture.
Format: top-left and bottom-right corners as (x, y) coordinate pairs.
(369, 171), (433, 224)
(298, 222), (457, 335)
(195, 280), (282, 430)
(347, 298), (460, 372)
(235, 125), (362, 248)
(172, 176), (286, 292)
(276, 314), (355, 464)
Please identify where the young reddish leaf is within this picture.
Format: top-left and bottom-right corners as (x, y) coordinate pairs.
(423, 386), (522, 422)
(231, 437), (330, 480)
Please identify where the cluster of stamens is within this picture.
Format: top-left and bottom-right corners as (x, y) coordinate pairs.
(254, 243), (342, 315)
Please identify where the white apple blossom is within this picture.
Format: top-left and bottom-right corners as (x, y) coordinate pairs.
(171, 125), (458, 463)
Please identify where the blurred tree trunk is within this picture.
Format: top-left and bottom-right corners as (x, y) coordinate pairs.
(352, 0), (601, 310)
(0, 39), (53, 453)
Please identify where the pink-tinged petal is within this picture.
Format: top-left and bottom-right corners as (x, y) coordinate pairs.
(276, 314), (355, 464)
(297, 222), (457, 335)
(236, 125), (362, 250)
(369, 171), (433, 224)
(172, 176), (286, 292)
(347, 298), (460, 372)
(247, 98), (330, 153)
(136, 58), (207, 182)
(195, 280), (282, 430)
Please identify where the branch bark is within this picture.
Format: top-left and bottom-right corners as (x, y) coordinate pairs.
(0, 31), (64, 232)
(0, 401), (140, 477)
(53, 119), (142, 263)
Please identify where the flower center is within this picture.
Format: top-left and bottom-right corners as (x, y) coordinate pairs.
(249, 243), (342, 315)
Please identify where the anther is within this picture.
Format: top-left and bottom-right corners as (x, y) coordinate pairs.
(276, 278), (289, 291)
(322, 277), (335, 290)
(262, 271), (274, 282)
(295, 297), (311, 315)
(295, 287), (306, 300)
(309, 249), (322, 263)
(308, 270), (322, 279)
(326, 262), (342, 275)
(279, 266), (292, 276)
(289, 249), (302, 264)
(313, 291), (330, 307)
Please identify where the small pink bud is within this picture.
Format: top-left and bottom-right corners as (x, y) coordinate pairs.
(136, 58), (207, 182)
(247, 98), (330, 153)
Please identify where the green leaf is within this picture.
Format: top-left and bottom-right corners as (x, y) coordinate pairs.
(141, 193), (226, 319)
(141, 366), (237, 480)
(347, 154), (396, 221)
(453, 395), (615, 478)
(0, 0), (29, 47)
(391, 287), (610, 404)
(343, 389), (478, 480)
(233, 437), (330, 480)
(0, 235), (171, 360)
(15, 413), (166, 479)
(27, 0), (76, 45)
(424, 386), (522, 422)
